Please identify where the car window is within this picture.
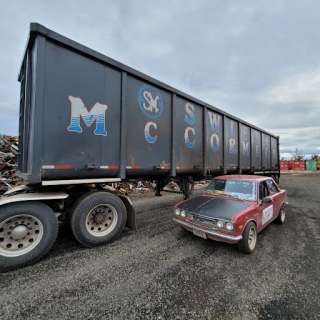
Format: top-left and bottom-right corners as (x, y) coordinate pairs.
(267, 179), (278, 194)
(259, 182), (269, 200)
(205, 179), (257, 201)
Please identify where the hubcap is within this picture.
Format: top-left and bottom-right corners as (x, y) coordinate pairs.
(11, 225), (29, 240)
(0, 214), (44, 257)
(248, 226), (257, 250)
(86, 204), (118, 237)
(281, 209), (285, 221)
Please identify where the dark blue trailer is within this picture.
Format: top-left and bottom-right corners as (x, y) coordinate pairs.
(0, 23), (280, 271)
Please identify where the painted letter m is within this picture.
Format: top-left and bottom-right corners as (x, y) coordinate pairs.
(67, 96), (108, 136)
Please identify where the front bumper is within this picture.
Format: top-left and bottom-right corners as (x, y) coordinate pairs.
(173, 218), (242, 244)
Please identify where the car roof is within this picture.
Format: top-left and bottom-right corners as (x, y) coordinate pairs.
(214, 174), (271, 182)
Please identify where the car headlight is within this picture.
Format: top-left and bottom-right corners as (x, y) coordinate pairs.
(217, 220), (224, 228)
(174, 208), (181, 215)
(180, 210), (186, 218)
(225, 222), (234, 231)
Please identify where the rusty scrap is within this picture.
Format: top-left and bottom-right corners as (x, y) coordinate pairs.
(0, 135), (22, 195)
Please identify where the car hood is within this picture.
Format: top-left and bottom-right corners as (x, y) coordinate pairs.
(177, 195), (251, 220)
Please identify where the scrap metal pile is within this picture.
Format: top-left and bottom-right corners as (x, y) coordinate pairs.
(0, 135), (21, 195)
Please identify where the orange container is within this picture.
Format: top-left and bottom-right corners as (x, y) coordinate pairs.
(293, 160), (305, 171)
(280, 161), (289, 170)
(288, 161), (295, 170)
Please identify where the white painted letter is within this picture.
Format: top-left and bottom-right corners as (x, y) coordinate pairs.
(185, 127), (195, 148)
(242, 141), (249, 155)
(208, 112), (220, 132)
(229, 138), (236, 154)
(185, 103), (195, 125)
(210, 133), (219, 151)
(68, 96), (108, 136)
(144, 122), (158, 143)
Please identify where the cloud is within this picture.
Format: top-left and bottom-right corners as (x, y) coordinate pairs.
(260, 66), (320, 105)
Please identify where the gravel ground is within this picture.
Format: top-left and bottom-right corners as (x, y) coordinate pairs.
(0, 172), (319, 320)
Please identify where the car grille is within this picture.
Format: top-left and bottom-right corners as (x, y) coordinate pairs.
(186, 213), (217, 228)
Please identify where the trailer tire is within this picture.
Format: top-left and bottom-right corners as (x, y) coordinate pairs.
(0, 202), (58, 272)
(70, 192), (127, 247)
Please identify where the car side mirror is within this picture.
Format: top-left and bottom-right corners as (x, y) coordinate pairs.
(261, 196), (273, 205)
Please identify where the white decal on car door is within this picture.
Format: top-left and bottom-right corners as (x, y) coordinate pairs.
(262, 205), (273, 225)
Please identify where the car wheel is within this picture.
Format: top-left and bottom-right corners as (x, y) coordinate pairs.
(0, 201), (58, 272)
(275, 205), (285, 224)
(236, 221), (257, 254)
(70, 192), (127, 247)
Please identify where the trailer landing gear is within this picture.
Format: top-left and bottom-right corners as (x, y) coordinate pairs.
(180, 176), (195, 200)
(155, 180), (163, 197)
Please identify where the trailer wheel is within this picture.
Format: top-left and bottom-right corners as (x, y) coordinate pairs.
(70, 192), (127, 247)
(0, 202), (58, 272)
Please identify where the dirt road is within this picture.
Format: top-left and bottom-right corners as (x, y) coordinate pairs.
(1, 173), (319, 319)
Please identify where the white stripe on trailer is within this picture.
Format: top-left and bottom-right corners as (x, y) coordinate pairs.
(42, 178), (121, 186)
(42, 165), (55, 169)
(42, 165), (72, 169)
(100, 166), (119, 169)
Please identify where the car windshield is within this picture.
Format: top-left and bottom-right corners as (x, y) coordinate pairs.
(204, 179), (257, 201)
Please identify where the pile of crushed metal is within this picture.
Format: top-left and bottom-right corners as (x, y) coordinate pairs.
(104, 181), (175, 199)
(0, 135), (21, 195)
(109, 180), (208, 199)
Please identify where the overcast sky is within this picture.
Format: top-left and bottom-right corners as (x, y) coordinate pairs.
(0, 0), (319, 159)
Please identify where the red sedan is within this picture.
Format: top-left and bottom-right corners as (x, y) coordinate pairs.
(173, 175), (288, 253)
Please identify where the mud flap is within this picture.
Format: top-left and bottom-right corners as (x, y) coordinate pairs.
(118, 195), (137, 231)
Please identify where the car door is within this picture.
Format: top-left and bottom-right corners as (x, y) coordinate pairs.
(257, 181), (274, 232)
(266, 178), (282, 221)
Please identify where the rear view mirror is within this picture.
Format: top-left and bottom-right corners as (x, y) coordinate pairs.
(261, 196), (273, 204)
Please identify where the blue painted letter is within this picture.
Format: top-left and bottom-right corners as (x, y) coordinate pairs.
(68, 96), (108, 136)
(144, 121), (157, 143)
(185, 127), (195, 148)
(185, 103), (195, 125)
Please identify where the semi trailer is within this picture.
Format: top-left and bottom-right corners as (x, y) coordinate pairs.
(0, 23), (280, 271)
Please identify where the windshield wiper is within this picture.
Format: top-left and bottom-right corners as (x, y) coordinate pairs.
(203, 190), (215, 194)
(223, 194), (245, 201)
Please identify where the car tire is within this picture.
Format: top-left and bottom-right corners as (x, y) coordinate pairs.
(70, 192), (127, 247)
(236, 221), (257, 254)
(0, 201), (58, 272)
(275, 205), (285, 224)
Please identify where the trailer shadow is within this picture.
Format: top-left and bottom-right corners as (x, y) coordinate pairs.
(49, 223), (84, 257)
(48, 222), (135, 260)
(45, 212), (285, 265)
